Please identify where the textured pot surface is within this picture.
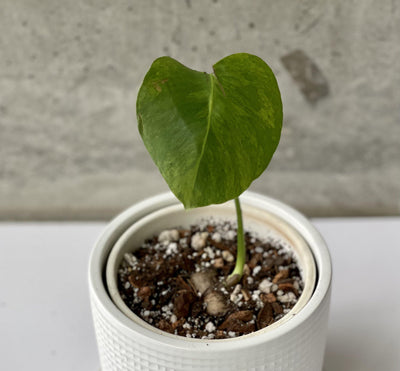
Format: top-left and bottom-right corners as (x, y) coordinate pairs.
(89, 191), (332, 371)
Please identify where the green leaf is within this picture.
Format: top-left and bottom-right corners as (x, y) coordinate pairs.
(136, 53), (282, 208)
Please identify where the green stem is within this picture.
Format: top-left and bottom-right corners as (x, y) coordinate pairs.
(227, 197), (246, 286)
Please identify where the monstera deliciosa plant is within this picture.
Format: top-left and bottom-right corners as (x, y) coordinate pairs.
(136, 53), (282, 285)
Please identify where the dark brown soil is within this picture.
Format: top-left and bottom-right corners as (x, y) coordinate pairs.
(117, 221), (303, 340)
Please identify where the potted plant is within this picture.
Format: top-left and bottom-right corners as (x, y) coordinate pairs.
(88, 53), (332, 371)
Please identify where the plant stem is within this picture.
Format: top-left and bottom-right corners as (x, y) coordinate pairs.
(227, 197), (246, 286)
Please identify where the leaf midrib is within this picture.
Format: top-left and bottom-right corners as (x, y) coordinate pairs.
(190, 73), (215, 200)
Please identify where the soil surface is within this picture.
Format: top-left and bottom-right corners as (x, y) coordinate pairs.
(117, 220), (304, 340)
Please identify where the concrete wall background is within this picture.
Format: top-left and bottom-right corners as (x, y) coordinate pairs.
(1, 0), (399, 220)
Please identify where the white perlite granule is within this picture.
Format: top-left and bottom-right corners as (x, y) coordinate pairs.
(205, 322), (216, 332)
(225, 230), (236, 240)
(251, 290), (260, 301)
(165, 242), (178, 256)
(255, 246), (264, 254)
(258, 278), (273, 294)
(278, 292), (297, 303)
(222, 250), (234, 262)
(230, 284), (243, 304)
(124, 253), (137, 267)
(211, 232), (222, 242)
(204, 246), (215, 259)
(158, 229), (180, 243)
(232, 284), (242, 295)
(191, 232), (208, 250)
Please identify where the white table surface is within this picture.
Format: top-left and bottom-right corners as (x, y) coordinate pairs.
(1, 218), (399, 371)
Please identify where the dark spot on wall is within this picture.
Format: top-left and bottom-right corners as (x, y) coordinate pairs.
(185, 0), (191, 8)
(21, 20), (28, 27)
(127, 5), (133, 12)
(30, 54), (37, 61)
(74, 35), (81, 41)
(192, 45), (198, 52)
(209, 30), (216, 36)
(199, 16), (204, 22)
(53, 51), (59, 57)
(163, 46), (169, 53)
(77, 22), (82, 28)
(300, 18), (320, 34)
(248, 22), (255, 29)
(212, 0), (218, 3)
(281, 49), (329, 104)
(28, 74), (35, 80)
(171, 27), (182, 45)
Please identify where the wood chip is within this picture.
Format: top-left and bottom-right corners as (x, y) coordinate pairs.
(128, 274), (142, 288)
(278, 282), (299, 296)
(248, 253), (263, 269)
(227, 310), (253, 322)
(173, 290), (195, 318)
(260, 293), (277, 303)
(241, 288), (251, 301)
(176, 275), (193, 292)
(218, 310), (255, 333)
(257, 302), (274, 329)
(243, 264), (250, 276)
(157, 319), (172, 332)
(272, 302), (283, 315)
(272, 269), (289, 283)
(172, 317), (185, 330)
(137, 286), (152, 299)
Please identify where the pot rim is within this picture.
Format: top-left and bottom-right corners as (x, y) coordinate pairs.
(88, 191), (332, 352)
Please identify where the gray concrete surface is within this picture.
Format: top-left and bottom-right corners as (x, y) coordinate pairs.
(0, 0), (399, 220)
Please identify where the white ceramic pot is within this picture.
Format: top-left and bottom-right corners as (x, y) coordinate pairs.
(88, 191), (332, 371)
